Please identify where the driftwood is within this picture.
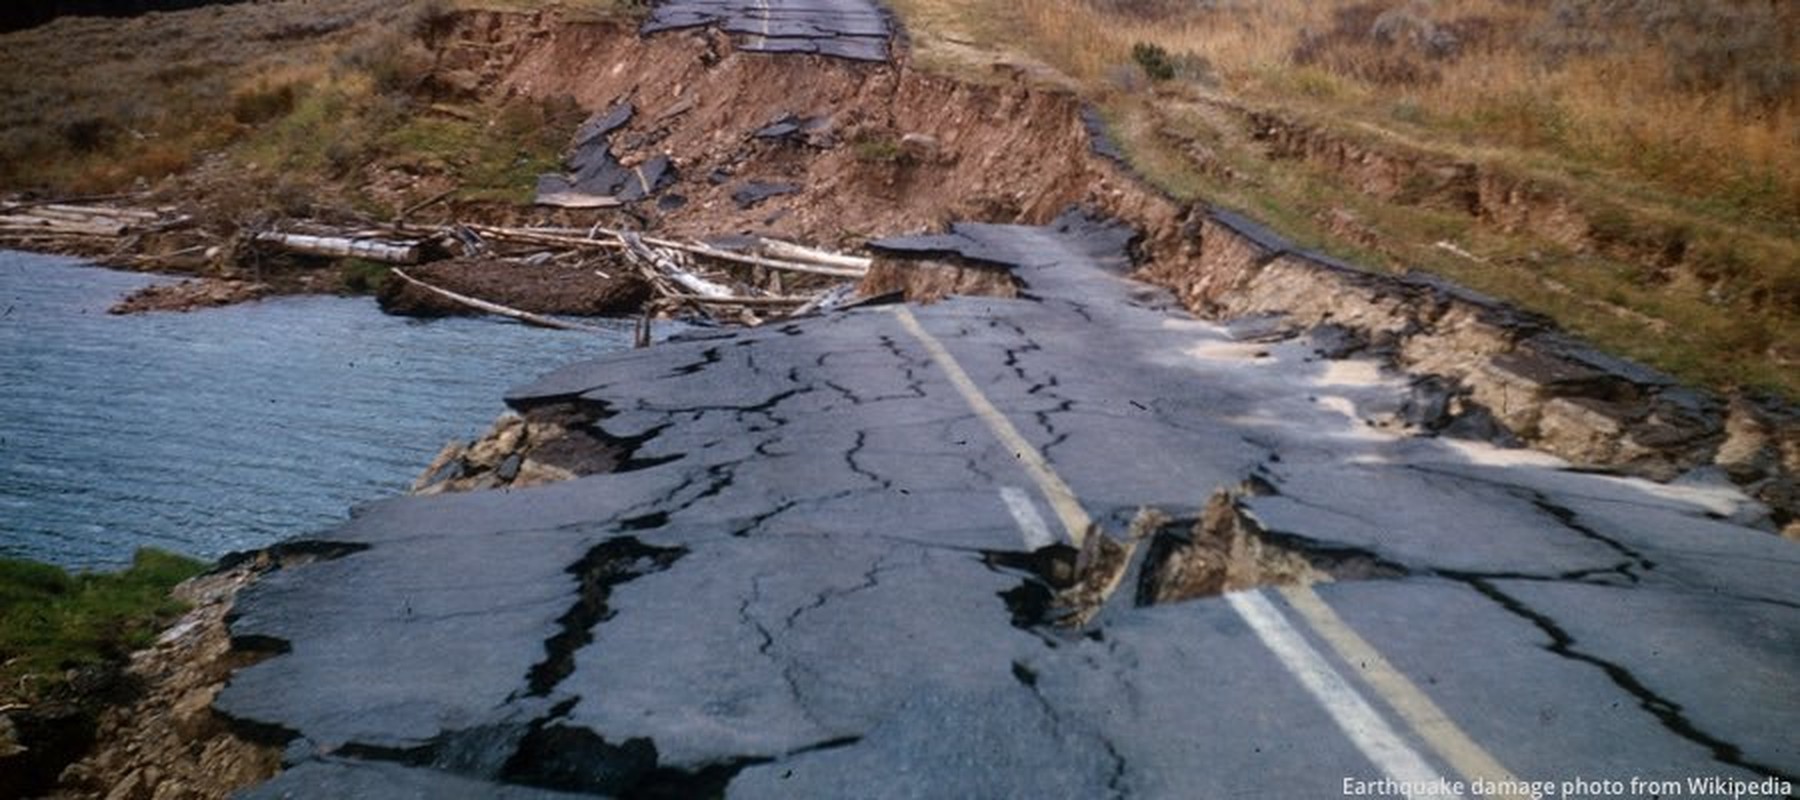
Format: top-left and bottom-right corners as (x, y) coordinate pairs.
(756, 238), (873, 271)
(254, 232), (420, 264)
(0, 216), (128, 237)
(534, 192), (623, 210)
(0, 204), (196, 269)
(620, 233), (734, 299)
(389, 269), (612, 333)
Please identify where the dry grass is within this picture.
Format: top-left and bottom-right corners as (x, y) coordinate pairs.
(969, 0), (1797, 224)
(891, 0), (1798, 396)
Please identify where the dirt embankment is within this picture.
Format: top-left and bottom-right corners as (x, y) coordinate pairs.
(427, 9), (1171, 244)
(409, 8), (1796, 528)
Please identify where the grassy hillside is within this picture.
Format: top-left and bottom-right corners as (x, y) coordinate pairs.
(891, 0), (1797, 396)
(0, 0), (639, 209)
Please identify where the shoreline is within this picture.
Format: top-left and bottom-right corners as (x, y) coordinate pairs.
(1, 1), (1795, 793)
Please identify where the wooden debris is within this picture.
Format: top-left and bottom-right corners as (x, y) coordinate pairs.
(755, 238), (873, 271)
(664, 293), (812, 306)
(468, 223), (867, 279)
(253, 231), (421, 264)
(534, 192), (624, 209)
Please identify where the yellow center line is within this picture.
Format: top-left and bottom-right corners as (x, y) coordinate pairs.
(891, 306), (1092, 547)
(894, 305), (1520, 796)
(1280, 584), (1532, 800)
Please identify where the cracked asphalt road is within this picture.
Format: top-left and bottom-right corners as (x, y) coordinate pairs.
(218, 212), (1798, 797)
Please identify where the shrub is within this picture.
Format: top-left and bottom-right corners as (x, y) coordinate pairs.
(852, 135), (906, 164)
(1132, 42), (1176, 82)
(231, 82), (299, 126)
(340, 258), (392, 292)
(59, 117), (117, 153)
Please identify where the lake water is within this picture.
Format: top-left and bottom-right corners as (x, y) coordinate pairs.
(0, 252), (635, 569)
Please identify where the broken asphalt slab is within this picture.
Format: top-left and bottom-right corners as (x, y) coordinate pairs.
(643, 0), (891, 62)
(218, 211), (1797, 795)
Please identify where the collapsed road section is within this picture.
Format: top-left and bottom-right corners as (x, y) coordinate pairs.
(216, 211), (1797, 796)
(644, 0), (890, 62)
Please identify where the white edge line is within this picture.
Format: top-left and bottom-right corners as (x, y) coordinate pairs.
(999, 486), (1058, 550)
(1226, 590), (1463, 800)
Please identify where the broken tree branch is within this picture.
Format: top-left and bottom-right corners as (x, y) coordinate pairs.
(620, 233), (735, 299)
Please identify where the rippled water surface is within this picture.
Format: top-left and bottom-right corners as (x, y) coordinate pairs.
(0, 252), (633, 568)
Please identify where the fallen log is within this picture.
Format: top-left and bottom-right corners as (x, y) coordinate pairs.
(254, 232), (420, 264)
(0, 216), (128, 237)
(534, 192), (623, 209)
(35, 204), (163, 222)
(389, 269), (613, 333)
(756, 238), (873, 271)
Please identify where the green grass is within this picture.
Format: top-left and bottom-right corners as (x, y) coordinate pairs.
(1, 549), (206, 705)
(378, 103), (572, 203)
(339, 258), (394, 293)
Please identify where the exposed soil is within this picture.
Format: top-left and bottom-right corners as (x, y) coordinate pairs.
(109, 279), (271, 315)
(376, 257), (651, 317)
(44, 563), (281, 800)
(427, 10), (1175, 248)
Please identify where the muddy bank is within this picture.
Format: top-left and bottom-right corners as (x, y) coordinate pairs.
(376, 258), (651, 318)
(108, 279), (270, 314)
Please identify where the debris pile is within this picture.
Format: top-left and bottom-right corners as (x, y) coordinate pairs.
(0, 199), (201, 270)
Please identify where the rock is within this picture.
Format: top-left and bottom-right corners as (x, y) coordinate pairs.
(1718, 397), (1782, 481)
(104, 767), (149, 800)
(411, 441), (468, 493)
(512, 459), (577, 489)
(465, 413), (527, 468)
(496, 453), (523, 482)
(1534, 397), (1639, 466)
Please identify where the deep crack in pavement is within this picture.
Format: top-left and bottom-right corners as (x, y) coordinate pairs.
(219, 208), (1797, 796)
